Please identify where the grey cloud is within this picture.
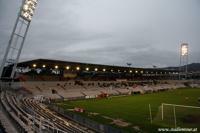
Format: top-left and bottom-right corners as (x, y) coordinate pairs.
(0, 0), (200, 68)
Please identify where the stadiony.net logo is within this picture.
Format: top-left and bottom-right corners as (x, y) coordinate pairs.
(158, 127), (198, 132)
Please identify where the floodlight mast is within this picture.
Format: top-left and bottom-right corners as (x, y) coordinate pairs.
(0, 0), (38, 80)
(179, 43), (189, 80)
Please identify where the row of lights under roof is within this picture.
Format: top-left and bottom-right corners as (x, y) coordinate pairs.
(32, 64), (141, 73)
(32, 64), (173, 74)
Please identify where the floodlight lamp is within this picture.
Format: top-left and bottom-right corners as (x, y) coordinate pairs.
(25, 0), (37, 6)
(29, 9), (34, 15)
(66, 66), (70, 70)
(23, 5), (29, 11)
(42, 65), (46, 68)
(76, 67), (80, 71)
(129, 70), (132, 73)
(21, 11), (32, 21)
(28, 15), (32, 21)
(181, 45), (188, 56)
(21, 11), (29, 17)
(25, 1), (31, 5)
(86, 67), (89, 71)
(33, 64), (36, 67)
(29, 0), (38, 4)
(55, 65), (58, 69)
(21, 0), (38, 21)
(95, 68), (98, 71)
(103, 69), (106, 72)
(135, 70), (138, 73)
(32, 5), (36, 10)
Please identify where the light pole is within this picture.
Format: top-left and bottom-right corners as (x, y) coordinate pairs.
(179, 43), (189, 80)
(127, 63), (132, 80)
(0, 0), (38, 80)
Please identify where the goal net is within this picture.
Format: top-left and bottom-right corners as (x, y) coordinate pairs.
(153, 103), (200, 129)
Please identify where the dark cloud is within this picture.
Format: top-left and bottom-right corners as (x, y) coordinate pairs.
(0, 0), (200, 68)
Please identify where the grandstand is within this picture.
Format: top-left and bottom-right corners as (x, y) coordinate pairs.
(0, 58), (200, 132)
(0, 90), (93, 133)
(5, 80), (191, 101)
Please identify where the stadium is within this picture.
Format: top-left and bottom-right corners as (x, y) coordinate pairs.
(0, 0), (200, 133)
(1, 58), (200, 132)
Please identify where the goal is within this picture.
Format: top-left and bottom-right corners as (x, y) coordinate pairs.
(153, 103), (200, 128)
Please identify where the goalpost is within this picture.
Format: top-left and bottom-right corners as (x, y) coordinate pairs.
(161, 103), (200, 128)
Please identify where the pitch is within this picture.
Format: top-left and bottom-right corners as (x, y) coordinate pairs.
(56, 88), (200, 132)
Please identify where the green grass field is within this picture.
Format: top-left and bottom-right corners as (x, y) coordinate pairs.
(56, 88), (200, 132)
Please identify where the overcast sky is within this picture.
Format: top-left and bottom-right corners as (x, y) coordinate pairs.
(0, 0), (200, 68)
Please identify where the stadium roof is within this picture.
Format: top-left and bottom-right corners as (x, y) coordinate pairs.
(17, 59), (176, 73)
